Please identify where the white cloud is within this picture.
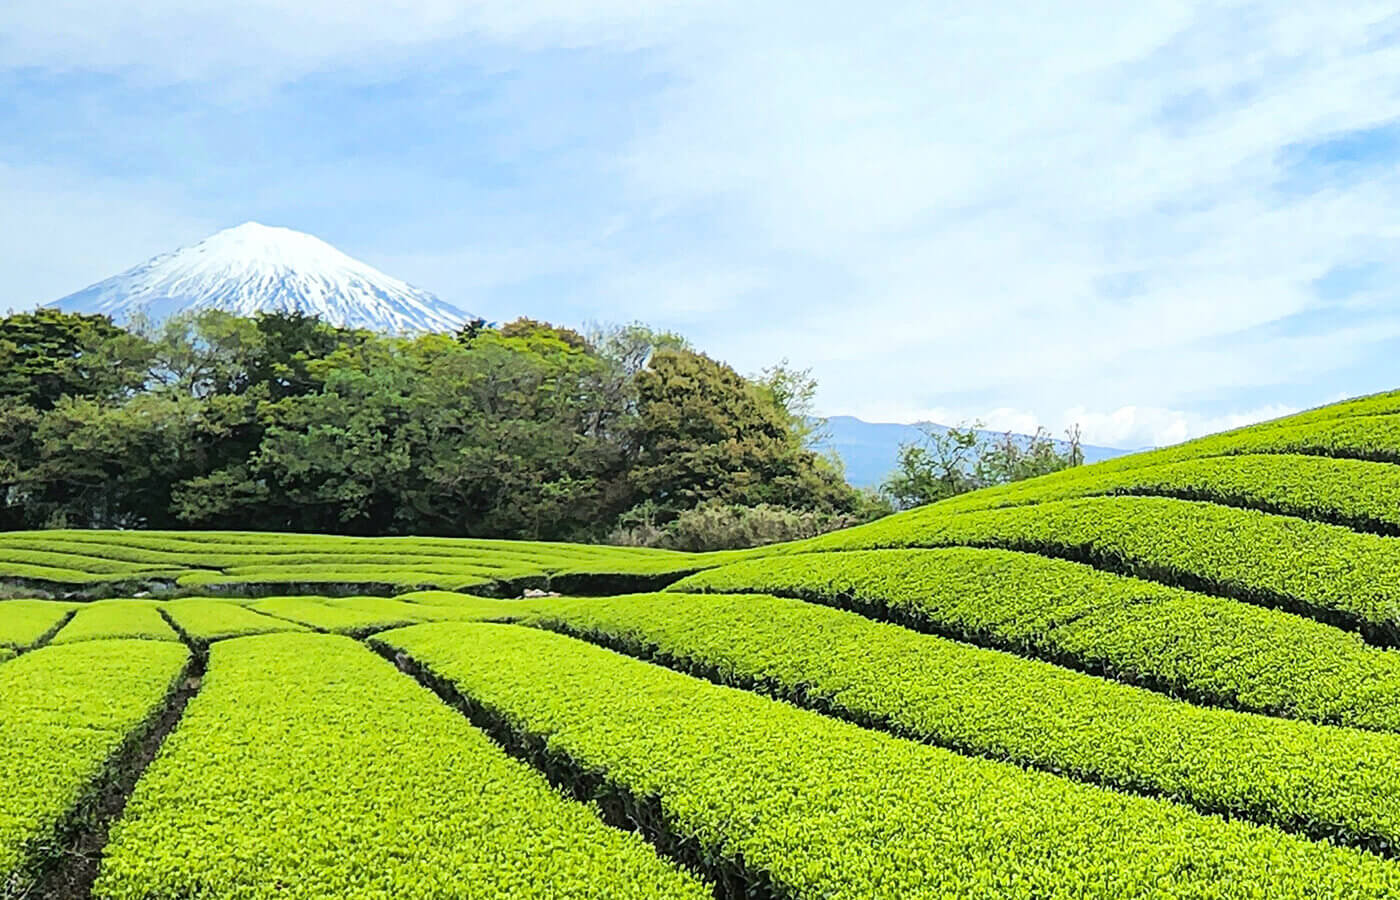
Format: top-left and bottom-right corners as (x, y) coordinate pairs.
(3, 1), (1399, 437)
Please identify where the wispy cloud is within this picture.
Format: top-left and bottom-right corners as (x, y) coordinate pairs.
(2, 1), (1399, 446)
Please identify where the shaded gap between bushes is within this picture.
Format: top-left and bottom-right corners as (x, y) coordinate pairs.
(667, 578), (1391, 734)
(790, 537), (1400, 649)
(522, 617), (1397, 859)
(16, 613), (206, 900)
(4, 608), (77, 659)
(367, 638), (788, 900)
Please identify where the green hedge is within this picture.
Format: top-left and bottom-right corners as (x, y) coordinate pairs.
(0, 547), (168, 576)
(521, 591), (1400, 849)
(927, 453), (1400, 534)
(160, 598), (309, 645)
(0, 600), (74, 650)
(93, 633), (708, 900)
(801, 495), (1400, 642)
(175, 569), (499, 594)
(1, 639), (188, 884)
(381, 621), (1400, 899)
(670, 548), (1400, 731)
(1072, 407), (1400, 477)
(245, 596), (421, 635)
(50, 600), (179, 645)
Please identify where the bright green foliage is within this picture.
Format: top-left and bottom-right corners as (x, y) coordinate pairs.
(802, 495), (1400, 641)
(383, 622), (1400, 899)
(0, 600), (74, 650)
(0, 547), (172, 575)
(247, 596), (430, 634)
(50, 600), (178, 645)
(0, 529), (706, 595)
(929, 452), (1400, 532)
(1084, 410), (1400, 475)
(396, 591), (546, 617)
(671, 548), (1400, 731)
(321, 595), (482, 623)
(175, 566), (499, 593)
(93, 633), (709, 900)
(0, 639), (188, 882)
(522, 591), (1400, 847)
(160, 598), (309, 644)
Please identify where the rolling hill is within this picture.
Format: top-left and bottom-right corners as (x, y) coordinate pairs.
(6, 388), (1400, 896)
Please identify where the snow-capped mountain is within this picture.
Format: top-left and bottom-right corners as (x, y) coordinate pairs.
(49, 222), (475, 333)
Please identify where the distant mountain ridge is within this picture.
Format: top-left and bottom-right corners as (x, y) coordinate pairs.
(818, 415), (1134, 488)
(48, 222), (475, 333)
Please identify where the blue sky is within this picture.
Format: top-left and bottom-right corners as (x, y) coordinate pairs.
(3, 1), (1399, 447)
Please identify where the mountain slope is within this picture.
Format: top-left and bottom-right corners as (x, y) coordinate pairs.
(48, 222), (474, 333)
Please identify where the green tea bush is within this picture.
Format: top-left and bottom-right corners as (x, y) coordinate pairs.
(383, 622), (1400, 899)
(802, 495), (1400, 642)
(671, 548), (1400, 731)
(1, 639), (187, 884)
(50, 600), (179, 645)
(928, 453), (1400, 534)
(161, 598), (308, 645)
(0, 600), (74, 650)
(521, 591), (1400, 849)
(93, 633), (708, 900)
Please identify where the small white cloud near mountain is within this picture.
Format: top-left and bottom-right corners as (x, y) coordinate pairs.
(49, 221), (475, 333)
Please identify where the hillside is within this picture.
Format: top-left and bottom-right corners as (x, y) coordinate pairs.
(7, 389), (1400, 896)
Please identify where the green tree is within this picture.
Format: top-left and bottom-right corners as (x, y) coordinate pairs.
(0, 308), (150, 409)
(882, 421), (1085, 510)
(628, 349), (856, 520)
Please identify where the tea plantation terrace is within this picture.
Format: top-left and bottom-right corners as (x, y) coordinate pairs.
(7, 389), (1400, 896)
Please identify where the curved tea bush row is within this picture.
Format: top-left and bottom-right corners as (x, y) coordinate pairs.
(1, 639), (189, 885)
(175, 568), (500, 595)
(246, 596), (418, 634)
(520, 591), (1400, 849)
(0, 600), (74, 651)
(0, 529), (691, 566)
(397, 591), (549, 617)
(0, 547), (173, 576)
(929, 453), (1400, 534)
(50, 600), (179, 645)
(323, 595), (482, 623)
(382, 622), (1400, 899)
(1076, 410), (1400, 477)
(803, 495), (1400, 643)
(161, 598), (308, 646)
(93, 633), (708, 900)
(671, 548), (1400, 732)
(244, 596), (478, 635)
(0, 530), (712, 597)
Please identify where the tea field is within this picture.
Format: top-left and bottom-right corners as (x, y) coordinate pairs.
(8, 391), (1400, 897)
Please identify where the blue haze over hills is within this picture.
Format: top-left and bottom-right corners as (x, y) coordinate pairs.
(819, 415), (1135, 488)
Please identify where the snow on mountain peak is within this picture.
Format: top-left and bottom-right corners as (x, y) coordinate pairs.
(48, 223), (476, 334)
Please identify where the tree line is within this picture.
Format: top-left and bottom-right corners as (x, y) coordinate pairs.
(0, 309), (891, 546)
(0, 308), (1086, 549)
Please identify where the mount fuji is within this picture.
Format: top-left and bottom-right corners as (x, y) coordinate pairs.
(48, 222), (475, 333)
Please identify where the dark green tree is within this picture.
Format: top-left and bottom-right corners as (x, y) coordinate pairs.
(628, 349), (856, 520)
(0, 308), (150, 409)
